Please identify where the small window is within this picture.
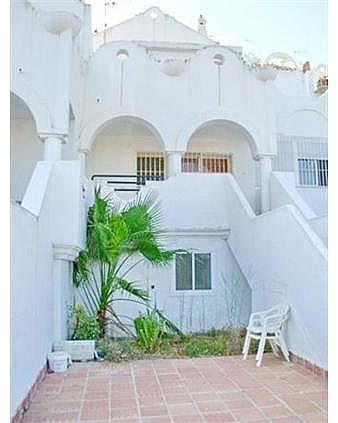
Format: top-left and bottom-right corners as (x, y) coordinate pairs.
(175, 253), (211, 291)
(298, 158), (328, 187)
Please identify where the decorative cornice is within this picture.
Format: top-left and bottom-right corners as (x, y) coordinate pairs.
(254, 153), (276, 161)
(39, 133), (68, 144)
(53, 243), (82, 261)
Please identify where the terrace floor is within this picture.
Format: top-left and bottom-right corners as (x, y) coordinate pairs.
(23, 354), (327, 423)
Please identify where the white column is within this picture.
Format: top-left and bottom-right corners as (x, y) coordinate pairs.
(257, 154), (273, 213)
(53, 244), (81, 343)
(40, 134), (66, 161)
(166, 151), (183, 177)
(78, 149), (89, 177)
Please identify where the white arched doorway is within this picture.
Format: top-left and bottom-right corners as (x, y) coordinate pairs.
(86, 116), (165, 199)
(10, 92), (44, 201)
(183, 119), (259, 211)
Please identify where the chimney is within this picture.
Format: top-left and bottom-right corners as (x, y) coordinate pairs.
(197, 15), (207, 36)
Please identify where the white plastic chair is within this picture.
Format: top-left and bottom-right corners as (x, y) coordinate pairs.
(242, 304), (290, 367)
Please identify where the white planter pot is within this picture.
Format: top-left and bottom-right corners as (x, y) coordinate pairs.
(54, 340), (95, 361)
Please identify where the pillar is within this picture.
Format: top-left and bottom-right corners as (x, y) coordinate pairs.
(166, 151), (183, 177)
(40, 134), (66, 161)
(78, 149), (89, 177)
(53, 244), (81, 342)
(257, 154), (274, 213)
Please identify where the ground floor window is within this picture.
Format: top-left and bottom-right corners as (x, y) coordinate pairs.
(298, 158), (328, 186)
(182, 153), (231, 173)
(136, 152), (165, 182)
(175, 252), (212, 291)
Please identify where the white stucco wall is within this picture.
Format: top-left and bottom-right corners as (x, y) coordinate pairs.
(10, 118), (43, 201)
(110, 235), (251, 335)
(87, 133), (162, 177)
(188, 131), (257, 210)
(309, 215), (328, 246)
(297, 187), (328, 217)
(11, 193), (54, 415)
(223, 175), (327, 369)
(270, 172), (316, 219)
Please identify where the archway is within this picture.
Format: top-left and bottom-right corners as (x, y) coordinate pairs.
(185, 119), (259, 210)
(10, 92), (44, 201)
(86, 116), (165, 198)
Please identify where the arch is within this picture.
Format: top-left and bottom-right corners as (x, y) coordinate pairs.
(10, 86), (52, 133)
(175, 109), (261, 158)
(10, 92), (44, 201)
(80, 110), (167, 152)
(278, 108), (328, 138)
(287, 108), (327, 122)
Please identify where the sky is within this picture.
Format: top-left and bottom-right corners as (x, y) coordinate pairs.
(87, 0), (327, 66)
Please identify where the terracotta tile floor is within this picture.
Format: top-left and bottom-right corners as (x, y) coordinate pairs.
(23, 354), (327, 423)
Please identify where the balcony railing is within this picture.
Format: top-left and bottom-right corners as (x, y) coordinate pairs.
(91, 174), (147, 192)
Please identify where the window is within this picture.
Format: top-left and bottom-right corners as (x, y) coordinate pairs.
(298, 158), (328, 186)
(175, 253), (211, 291)
(182, 153), (230, 173)
(136, 152), (165, 183)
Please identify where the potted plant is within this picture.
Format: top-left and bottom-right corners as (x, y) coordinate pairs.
(55, 304), (100, 361)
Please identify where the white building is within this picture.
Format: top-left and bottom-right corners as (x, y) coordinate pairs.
(10, 1), (328, 419)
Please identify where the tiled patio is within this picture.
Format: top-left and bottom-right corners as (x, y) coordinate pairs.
(23, 354), (327, 423)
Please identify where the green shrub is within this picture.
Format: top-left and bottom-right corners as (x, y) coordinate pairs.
(134, 310), (164, 353)
(184, 335), (228, 357)
(70, 304), (100, 340)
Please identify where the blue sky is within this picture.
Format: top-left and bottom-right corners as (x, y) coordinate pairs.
(88, 0), (327, 66)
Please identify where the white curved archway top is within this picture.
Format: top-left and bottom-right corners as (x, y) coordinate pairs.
(10, 88), (52, 133)
(80, 110), (167, 151)
(175, 109), (262, 157)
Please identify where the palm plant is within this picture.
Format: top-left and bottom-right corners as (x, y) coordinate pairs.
(73, 188), (177, 337)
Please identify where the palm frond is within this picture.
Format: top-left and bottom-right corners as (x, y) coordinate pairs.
(116, 277), (149, 301)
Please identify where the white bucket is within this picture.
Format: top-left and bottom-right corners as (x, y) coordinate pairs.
(47, 351), (70, 373)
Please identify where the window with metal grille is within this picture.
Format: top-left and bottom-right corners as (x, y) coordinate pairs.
(175, 252), (212, 291)
(136, 153), (165, 183)
(298, 158), (328, 186)
(182, 153), (230, 173)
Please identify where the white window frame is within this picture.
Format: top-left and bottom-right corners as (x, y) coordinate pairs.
(297, 158), (328, 187)
(174, 252), (213, 293)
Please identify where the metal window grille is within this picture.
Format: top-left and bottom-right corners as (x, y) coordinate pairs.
(298, 158), (328, 187)
(136, 152), (166, 182)
(182, 152), (231, 173)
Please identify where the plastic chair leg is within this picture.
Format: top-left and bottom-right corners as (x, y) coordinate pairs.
(278, 335), (290, 362)
(256, 334), (266, 367)
(269, 339), (279, 357)
(242, 333), (251, 360)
